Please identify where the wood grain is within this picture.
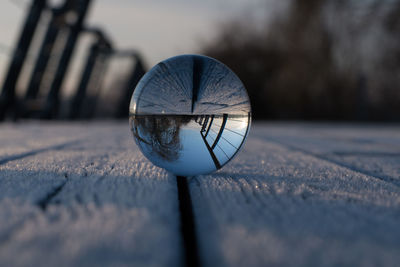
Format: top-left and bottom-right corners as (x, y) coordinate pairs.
(1, 122), (399, 267)
(190, 123), (400, 267)
(0, 122), (182, 267)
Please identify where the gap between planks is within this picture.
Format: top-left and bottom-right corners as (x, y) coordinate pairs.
(0, 140), (81, 165)
(0, 136), (202, 267)
(176, 176), (201, 267)
(262, 136), (400, 188)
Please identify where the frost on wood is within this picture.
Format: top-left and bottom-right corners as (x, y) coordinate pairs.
(190, 124), (400, 267)
(0, 122), (181, 267)
(0, 122), (399, 267)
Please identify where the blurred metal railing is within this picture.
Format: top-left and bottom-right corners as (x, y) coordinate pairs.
(0, 0), (146, 121)
(68, 27), (112, 119)
(0, 0), (46, 120)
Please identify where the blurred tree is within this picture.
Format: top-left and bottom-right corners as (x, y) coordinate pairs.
(202, 0), (400, 121)
(372, 1), (400, 120)
(131, 115), (191, 161)
(265, 0), (352, 120)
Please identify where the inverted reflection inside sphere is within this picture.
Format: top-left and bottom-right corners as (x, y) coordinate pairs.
(129, 54), (251, 176)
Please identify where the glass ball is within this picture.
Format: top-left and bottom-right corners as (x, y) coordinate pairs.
(129, 54), (251, 176)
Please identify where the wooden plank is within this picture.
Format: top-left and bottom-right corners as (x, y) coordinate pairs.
(252, 122), (400, 184)
(327, 154), (400, 182)
(189, 126), (400, 267)
(0, 122), (182, 267)
(0, 122), (89, 162)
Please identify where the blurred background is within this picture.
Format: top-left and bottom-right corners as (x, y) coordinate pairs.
(0, 0), (399, 121)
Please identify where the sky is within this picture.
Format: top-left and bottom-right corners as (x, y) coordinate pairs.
(88, 0), (259, 64)
(0, 0), (268, 84)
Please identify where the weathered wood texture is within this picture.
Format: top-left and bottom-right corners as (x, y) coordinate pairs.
(0, 122), (181, 267)
(191, 122), (400, 267)
(0, 121), (399, 267)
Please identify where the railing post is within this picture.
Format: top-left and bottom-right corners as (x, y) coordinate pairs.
(0, 0), (47, 120)
(42, 0), (92, 119)
(69, 29), (112, 119)
(25, 4), (71, 101)
(115, 56), (146, 118)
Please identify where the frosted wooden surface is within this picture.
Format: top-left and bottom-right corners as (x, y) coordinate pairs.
(0, 121), (399, 267)
(253, 123), (400, 184)
(0, 122), (181, 267)
(190, 122), (400, 267)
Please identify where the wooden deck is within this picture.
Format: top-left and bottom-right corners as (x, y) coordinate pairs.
(0, 121), (399, 267)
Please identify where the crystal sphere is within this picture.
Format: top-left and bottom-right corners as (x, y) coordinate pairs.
(129, 54), (251, 176)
